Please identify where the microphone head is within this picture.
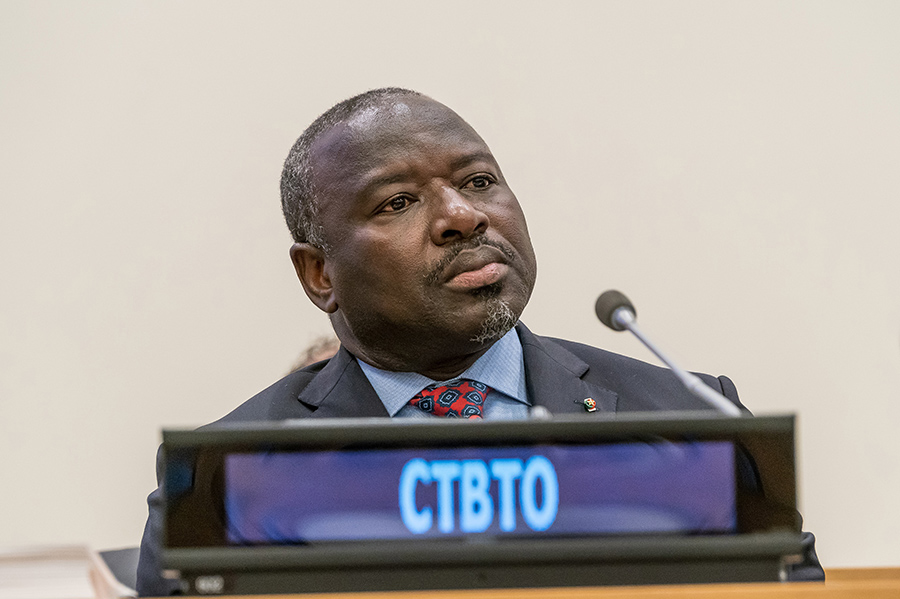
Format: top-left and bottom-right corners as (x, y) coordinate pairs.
(595, 290), (636, 331)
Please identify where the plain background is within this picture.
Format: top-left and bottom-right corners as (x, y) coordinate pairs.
(1, 0), (898, 570)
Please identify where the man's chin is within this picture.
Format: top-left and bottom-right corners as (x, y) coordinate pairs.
(470, 298), (518, 344)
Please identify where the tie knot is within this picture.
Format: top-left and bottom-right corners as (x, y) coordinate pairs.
(409, 379), (490, 419)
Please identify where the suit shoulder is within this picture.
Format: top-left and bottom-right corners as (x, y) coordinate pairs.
(528, 332), (742, 408)
(531, 333), (668, 375)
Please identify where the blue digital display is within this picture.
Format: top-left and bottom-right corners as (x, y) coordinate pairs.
(224, 441), (736, 544)
(399, 456), (559, 534)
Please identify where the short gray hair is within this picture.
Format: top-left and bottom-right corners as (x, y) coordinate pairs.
(280, 87), (425, 249)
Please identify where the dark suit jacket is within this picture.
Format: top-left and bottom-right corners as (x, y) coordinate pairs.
(136, 324), (822, 595)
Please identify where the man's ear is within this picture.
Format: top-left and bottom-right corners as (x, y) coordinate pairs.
(290, 243), (338, 313)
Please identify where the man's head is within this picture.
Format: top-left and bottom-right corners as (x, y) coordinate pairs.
(282, 89), (537, 378)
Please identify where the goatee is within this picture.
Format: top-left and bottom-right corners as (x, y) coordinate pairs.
(471, 298), (517, 344)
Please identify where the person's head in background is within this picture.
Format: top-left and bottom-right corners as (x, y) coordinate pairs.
(290, 335), (341, 373)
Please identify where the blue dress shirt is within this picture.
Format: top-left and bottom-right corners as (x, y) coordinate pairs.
(357, 328), (530, 420)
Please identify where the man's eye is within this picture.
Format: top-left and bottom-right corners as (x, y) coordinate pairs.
(466, 176), (494, 189)
(381, 196), (414, 213)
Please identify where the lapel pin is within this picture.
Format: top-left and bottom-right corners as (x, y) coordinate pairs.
(582, 398), (597, 412)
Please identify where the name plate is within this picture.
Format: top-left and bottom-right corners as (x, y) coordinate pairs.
(161, 413), (801, 593)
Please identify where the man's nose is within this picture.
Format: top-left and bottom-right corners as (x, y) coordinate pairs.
(430, 186), (489, 245)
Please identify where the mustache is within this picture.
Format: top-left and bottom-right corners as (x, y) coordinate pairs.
(424, 234), (517, 286)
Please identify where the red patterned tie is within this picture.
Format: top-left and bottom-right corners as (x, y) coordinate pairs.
(409, 379), (491, 419)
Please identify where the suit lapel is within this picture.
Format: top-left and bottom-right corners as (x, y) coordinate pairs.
(297, 346), (390, 418)
(517, 324), (618, 416)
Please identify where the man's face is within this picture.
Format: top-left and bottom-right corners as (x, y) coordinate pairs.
(297, 96), (537, 374)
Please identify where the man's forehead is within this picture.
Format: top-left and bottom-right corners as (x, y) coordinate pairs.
(343, 99), (414, 132)
(309, 97), (492, 188)
(322, 97), (478, 147)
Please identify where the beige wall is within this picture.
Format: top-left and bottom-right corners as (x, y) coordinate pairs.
(1, 1), (898, 568)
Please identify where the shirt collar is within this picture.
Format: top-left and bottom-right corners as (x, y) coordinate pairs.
(356, 327), (529, 417)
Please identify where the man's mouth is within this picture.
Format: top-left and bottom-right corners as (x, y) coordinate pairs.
(440, 246), (510, 292)
(446, 262), (509, 291)
(423, 235), (518, 290)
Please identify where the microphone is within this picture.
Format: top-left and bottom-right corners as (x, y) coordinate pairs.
(595, 290), (743, 417)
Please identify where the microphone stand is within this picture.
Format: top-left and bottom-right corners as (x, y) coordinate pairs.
(610, 305), (744, 417)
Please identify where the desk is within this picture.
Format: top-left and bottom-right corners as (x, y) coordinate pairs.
(188, 569), (899, 599)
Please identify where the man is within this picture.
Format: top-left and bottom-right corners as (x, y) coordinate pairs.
(137, 88), (822, 595)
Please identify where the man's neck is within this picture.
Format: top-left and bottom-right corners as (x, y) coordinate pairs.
(412, 349), (493, 380)
(353, 344), (494, 380)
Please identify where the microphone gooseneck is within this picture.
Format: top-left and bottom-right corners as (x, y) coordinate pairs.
(595, 290), (743, 417)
